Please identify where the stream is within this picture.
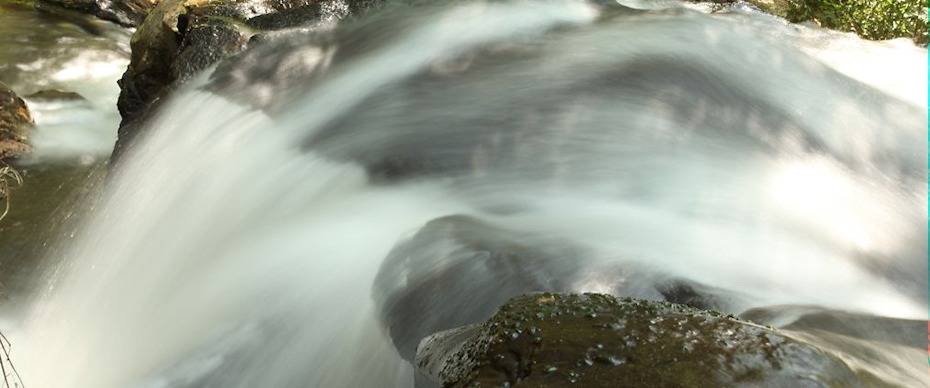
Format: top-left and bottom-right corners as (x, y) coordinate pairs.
(0, 0), (926, 387)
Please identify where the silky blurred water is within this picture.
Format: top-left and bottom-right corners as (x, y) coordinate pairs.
(2, 1), (927, 387)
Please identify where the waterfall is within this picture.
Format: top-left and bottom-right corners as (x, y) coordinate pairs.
(11, 1), (927, 387)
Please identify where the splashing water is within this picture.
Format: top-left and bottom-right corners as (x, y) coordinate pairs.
(11, 1), (928, 387)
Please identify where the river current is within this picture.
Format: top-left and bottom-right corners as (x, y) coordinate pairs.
(0, 1), (926, 387)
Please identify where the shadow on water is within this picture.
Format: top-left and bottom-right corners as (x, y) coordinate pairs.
(0, 163), (106, 309)
(0, 0), (127, 308)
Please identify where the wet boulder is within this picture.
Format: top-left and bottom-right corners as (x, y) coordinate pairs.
(114, 0), (247, 158)
(416, 293), (864, 387)
(113, 0), (385, 161)
(0, 83), (33, 160)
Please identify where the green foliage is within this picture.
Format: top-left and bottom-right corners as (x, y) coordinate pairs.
(778, 0), (929, 45)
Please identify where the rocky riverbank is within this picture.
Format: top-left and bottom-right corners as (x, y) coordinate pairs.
(0, 83), (33, 161)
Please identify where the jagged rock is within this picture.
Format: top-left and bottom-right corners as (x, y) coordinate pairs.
(0, 83), (33, 160)
(416, 293), (865, 388)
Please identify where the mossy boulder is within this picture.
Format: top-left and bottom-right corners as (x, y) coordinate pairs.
(0, 82), (33, 160)
(416, 293), (863, 387)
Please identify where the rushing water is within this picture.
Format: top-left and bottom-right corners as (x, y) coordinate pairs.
(4, 0), (928, 387)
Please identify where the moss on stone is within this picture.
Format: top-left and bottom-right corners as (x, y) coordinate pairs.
(423, 293), (862, 387)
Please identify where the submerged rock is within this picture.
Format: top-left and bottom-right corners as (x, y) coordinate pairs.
(417, 293), (863, 387)
(0, 83), (33, 160)
(34, 0), (157, 27)
(741, 305), (926, 350)
(374, 215), (733, 363)
(26, 89), (87, 101)
(373, 215), (589, 361)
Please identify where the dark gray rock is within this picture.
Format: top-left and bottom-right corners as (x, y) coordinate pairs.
(112, 0), (385, 162)
(173, 15), (252, 85)
(113, 0), (187, 160)
(113, 0), (253, 159)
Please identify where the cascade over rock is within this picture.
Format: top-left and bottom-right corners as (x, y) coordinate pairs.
(113, 0), (384, 159)
(373, 215), (729, 362)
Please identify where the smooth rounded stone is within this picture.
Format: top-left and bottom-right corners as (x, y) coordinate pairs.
(0, 82), (33, 159)
(34, 0), (155, 27)
(25, 89), (87, 101)
(372, 215), (591, 362)
(416, 293), (864, 388)
(205, 26), (337, 112)
(203, 0), (392, 113)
